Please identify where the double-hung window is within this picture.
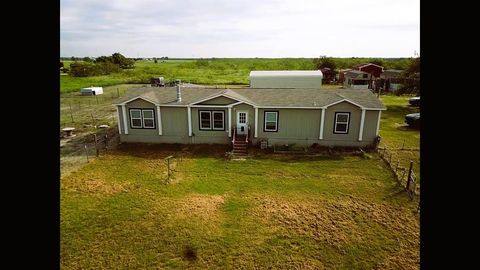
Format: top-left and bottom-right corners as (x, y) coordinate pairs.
(199, 110), (224, 130)
(334, 112), (350, 134)
(129, 109), (155, 129)
(264, 111), (278, 132)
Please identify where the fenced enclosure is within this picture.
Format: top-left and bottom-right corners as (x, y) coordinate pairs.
(378, 145), (419, 201)
(60, 84), (146, 133)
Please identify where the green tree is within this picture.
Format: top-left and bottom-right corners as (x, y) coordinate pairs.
(398, 57), (420, 95)
(95, 55), (113, 63)
(313, 56), (336, 70)
(69, 62), (98, 77)
(111, 52), (135, 69)
(370, 58), (384, 67)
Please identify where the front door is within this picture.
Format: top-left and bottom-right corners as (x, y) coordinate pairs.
(236, 111), (248, 135)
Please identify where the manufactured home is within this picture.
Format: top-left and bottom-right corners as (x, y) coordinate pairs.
(113, 85), (385, 151)
(249, 70), (323, 88)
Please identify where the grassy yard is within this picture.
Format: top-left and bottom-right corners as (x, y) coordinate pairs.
(379, 95), (420, 181)
(61, 144), (419, 269)
(60, 58), (412, 93)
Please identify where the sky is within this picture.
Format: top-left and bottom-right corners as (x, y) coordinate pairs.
(60, 0), (420, 58)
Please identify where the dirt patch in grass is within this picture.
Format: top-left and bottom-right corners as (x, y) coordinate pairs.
(62, 171), (134, 195)
(253, 195), (419, 268)
(176, 194), (225, 220)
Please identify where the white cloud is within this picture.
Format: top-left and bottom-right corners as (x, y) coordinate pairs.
(60, 0), (420, 57)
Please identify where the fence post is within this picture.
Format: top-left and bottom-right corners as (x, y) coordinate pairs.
(104, 134), (108, 153)
(406, 161), (413, 190)
(167, 158), (170, 181)
(117, 88), (120, 97)
(95, 95), (99, 104)
(94, 134), (99, 157)
(84, 144), (89, 162)
(69, 103), (74, 123)
(401, 140), (405, 150)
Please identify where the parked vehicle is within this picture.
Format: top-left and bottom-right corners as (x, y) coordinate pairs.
(405, 113), (420, 128)
(150, 77), (165, 87)
(409, 96), (420, 106)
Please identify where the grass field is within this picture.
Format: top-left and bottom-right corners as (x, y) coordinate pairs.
(61, 144), (419, 269)
(60, 58), (412, 93)
(378, 95), (420, 181)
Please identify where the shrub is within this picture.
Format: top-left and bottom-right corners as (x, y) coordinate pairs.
(69, 62), (98, 77)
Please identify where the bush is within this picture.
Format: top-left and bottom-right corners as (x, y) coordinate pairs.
(96, 61), (122, 75)
(69, 62), (98, 77)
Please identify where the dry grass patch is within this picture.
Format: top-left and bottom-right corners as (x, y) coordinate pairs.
(176, 194), (225, 221)
(253, 195), (419, 268)
(61, 170), (134, 195)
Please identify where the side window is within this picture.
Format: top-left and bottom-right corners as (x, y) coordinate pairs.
(264, 111), (278, 132)
(200, 111), (212, 130)
(334, 112), (350, 134)
(130, 109), (143, 128)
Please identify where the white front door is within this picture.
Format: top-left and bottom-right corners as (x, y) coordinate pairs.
(236, 111), (248, 135)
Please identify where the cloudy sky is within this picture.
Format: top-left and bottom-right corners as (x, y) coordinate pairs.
(60, 0), (419, 58)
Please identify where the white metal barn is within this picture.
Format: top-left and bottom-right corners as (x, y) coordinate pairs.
(249, 70), (323, 88)
(80, 87), (104, 96)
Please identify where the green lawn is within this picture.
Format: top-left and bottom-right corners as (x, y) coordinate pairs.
(379, 95), (420, 181)
(60, 58), (412, 93)
(61, 144), (419, 269)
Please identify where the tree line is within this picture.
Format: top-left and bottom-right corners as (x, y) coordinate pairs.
(61, 53), (135, 77)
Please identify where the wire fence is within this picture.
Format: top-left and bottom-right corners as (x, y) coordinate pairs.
(378, 145), (419, 202)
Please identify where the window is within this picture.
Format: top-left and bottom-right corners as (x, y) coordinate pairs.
(363, 74), (369, 78)
(142, 109), (155, 129)
(334, 112), (350, 134)
(200, 111), (212, 130)
(199, 110), (225, 131)
(264, 111), (278, 132)
(129, 108), (155, 129)
(130, 109), (143, 128)
(213, 111), (224, 130)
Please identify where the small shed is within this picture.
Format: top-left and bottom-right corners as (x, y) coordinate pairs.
(380, 69), (404, 91)
(81, 87), (104, 96)
(343, 70), (371, 89)
(249, 70), (323, 88)
(353, 63), (384, 78)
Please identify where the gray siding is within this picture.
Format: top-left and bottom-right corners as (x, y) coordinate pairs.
(118, 99), (190, 143)
(250, 76), (322, 88)
(253, 101), (379, 147)
(117, 99), (381, 147)
(191, 107), (230, 144)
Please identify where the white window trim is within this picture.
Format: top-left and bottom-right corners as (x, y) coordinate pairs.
(264, 111), (278, 132)
(334, 112), (350, 134)
(199, 111), (212, 130)
(142, 109), (155, 129)
(130, 109), (143, 128)
(212, 111), (225, 130)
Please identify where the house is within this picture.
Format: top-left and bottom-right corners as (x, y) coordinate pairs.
(249, 70), (323, 88)
(80, 87), (104, 96)
(353, 63), (384, 78)
(320, 67), (336, 84)
(113, 84), (385, 149)
(343, 70), (371, 89)
(380, 69), (404, 92)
